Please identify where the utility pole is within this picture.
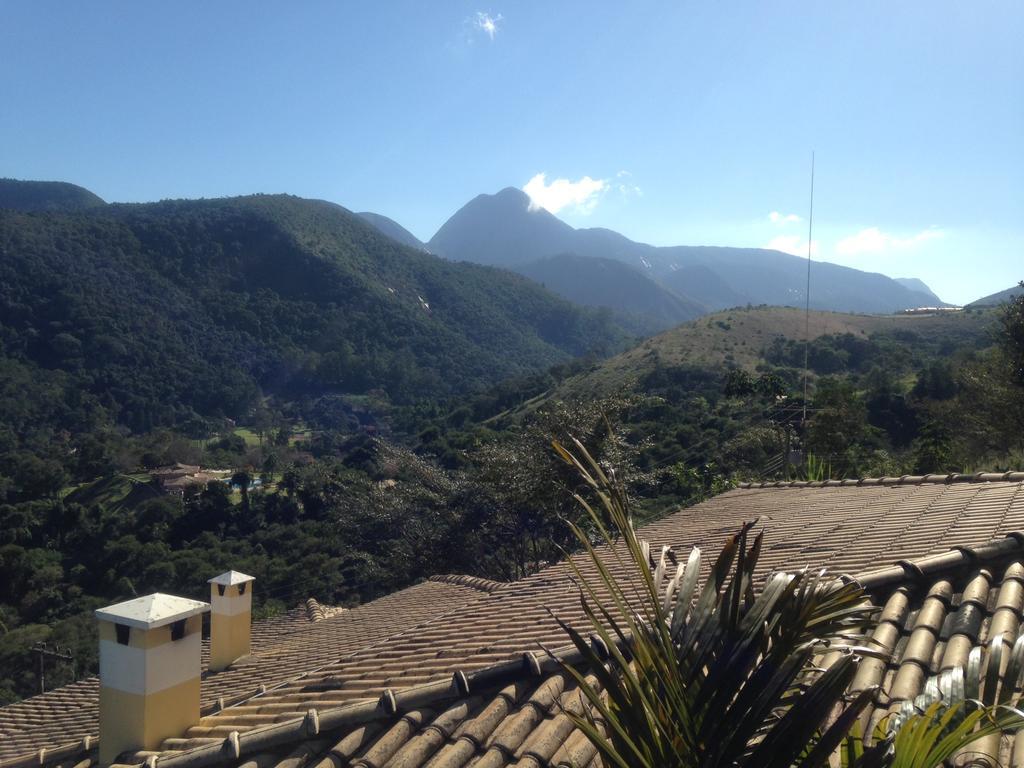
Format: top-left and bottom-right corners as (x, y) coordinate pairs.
(31, 642), (73, 695)
(802, 152), (816, 425)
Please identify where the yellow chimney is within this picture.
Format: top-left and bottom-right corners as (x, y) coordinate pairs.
(208, 570), (255, 672)
(95, 593), (209, 765)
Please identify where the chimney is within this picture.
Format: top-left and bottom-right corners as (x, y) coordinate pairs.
(208, 570), (255, 672)
(95, 593), (209, 765)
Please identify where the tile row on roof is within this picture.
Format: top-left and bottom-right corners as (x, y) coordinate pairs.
(426, 575), (508, 593)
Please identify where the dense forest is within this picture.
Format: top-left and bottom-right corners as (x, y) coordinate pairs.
(0, 183), (1021, 704)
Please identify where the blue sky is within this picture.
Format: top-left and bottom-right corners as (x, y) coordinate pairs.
(2, 2), (1021, 304)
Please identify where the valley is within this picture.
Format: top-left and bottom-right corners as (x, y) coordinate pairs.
(0, 177), (1020, 708)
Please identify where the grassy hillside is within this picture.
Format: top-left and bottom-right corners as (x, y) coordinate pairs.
(534, 306), (993, 403)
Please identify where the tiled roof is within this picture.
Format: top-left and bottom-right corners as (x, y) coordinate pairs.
(0, 581), (490, 762)
(4, 476), (1024, 767)
(102, 526), (1024, 768)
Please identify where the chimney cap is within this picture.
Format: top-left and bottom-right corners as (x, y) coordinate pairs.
(95, 593), (210, 630)
(209, 570), (256, 586)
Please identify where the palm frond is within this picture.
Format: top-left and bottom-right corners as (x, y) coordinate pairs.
(549, 437), (876, 767)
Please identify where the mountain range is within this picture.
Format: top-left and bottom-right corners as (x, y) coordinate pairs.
(416, 187), (947, 320)
(4, 179), (964, 341)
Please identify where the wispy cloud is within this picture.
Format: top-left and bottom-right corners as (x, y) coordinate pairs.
(474, 11), (502, 40)
(523, 173), (608, 215)
(836, 226), (945, 256)
(616, 170), (643, 198)
(768, 211), (802, 225)
(766, 235), (819, 257)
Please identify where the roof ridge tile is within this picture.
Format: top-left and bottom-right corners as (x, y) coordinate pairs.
(852, 532), (1024, 592)
(737, 471), (1024, 490)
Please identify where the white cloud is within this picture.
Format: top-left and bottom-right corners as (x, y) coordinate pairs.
(474, 11), (502, 40)
(766, 235), (820, 257)
(768, 211), (802, 225)
(836, 226), (945, 256)
(523, 173), (608, 214)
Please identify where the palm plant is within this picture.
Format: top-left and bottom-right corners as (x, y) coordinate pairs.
(804, 451), (832, 482)
(550, 437), (1024, 768)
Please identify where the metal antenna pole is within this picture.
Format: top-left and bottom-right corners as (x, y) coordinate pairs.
(802, 152), (815, 424)
(31, 642), (74, 695)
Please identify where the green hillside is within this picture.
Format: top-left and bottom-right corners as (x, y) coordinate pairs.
(424, 303), (1008, 493)
(0, 193), (630, 447)
(969, 283), (1023, 307)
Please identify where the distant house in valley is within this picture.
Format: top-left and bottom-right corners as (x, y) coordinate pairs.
(151, 463), (230, 494)
(901, 305), (962, 315)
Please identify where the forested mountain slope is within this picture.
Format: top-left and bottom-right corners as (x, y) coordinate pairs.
(894, 277), (946, 305)
(514, 253), (706, 333)
(356, 211), (427, 251)
(0, 194), (630, 442)
(0, 178), (106, 212)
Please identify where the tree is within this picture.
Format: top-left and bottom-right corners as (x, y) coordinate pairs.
(465, 395), (648, 579)
(998, 282), (1024, 383)
(231, 470), (252, 514)
(723, 369), (755, 398)
(911, 420), (956, 474)
(805, 378), (881, 474)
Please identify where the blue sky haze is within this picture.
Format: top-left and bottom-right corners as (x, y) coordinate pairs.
(2, 1), (1020, 304)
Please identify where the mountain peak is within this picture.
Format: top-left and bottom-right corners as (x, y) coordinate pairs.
(494, 186), (530, 203)
(428, 186), (574, 266)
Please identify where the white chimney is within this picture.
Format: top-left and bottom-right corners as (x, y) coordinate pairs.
(208, 570), (255, 672)
(95, 593), (209, 765)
